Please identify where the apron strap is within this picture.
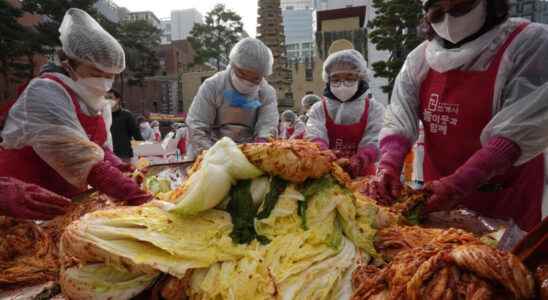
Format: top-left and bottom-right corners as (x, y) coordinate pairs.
(321, 97), (335, 126)
(487, 22), (529, 75)
(359, 95), (370, 125)
(40, 74), (82, 115)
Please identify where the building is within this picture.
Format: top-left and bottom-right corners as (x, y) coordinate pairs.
(117, 7), (130, 22)
(315, 0), (367, 10)
(161, 19), (172, 45)
(510, 0), (548, 23)
(170, 9), (204, 41)
(281, 0), (314, 9)
(94, 0), (122, 23)
(287, 3), (391, 110)
(125, 11), (162, 29)
(283, 8), (315, 64)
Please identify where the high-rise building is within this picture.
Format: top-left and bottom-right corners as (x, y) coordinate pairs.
(283, 8), (315, 63)
(281, 0), (314, 9)
(258, 0), (294, 109)
(510, 0), (548, 23)
(171, 9), (204, 41)
(125, 11), (162, 29)
(161, 19), (172, 45)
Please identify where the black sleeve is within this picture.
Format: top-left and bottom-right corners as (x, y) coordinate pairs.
(127, 112), (143, 141)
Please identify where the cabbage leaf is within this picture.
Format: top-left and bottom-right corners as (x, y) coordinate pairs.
(170, 137), (263, 216)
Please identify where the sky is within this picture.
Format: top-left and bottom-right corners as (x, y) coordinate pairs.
(114, 0), (259, 36)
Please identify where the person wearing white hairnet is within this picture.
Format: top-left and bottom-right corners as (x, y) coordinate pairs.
(0, 8), (151, 206)
(279, 110), (305, 140)
(299, 94), (321, 124)
(306, 49), (385, 178)
(151, 120), (162, 142)
(186, 37), (279, 158)
(366, 0), (548, 231)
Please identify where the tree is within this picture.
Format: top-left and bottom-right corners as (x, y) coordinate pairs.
(116, 20), (161, 86)
(21, 0), (99, 52)
(368, 0), (423, 98)
(188, 4), (244, 71)
(0, 1), (32, 99)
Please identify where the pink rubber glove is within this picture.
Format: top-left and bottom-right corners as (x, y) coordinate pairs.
(365, 135), (411, 205)
(424, 137), (521, 213)
(103, 147), (134, 173)
(312, 138), (329, 151)
(349, 146), (377, 178)
(0, 177), (71, 220)
(87, 161), (152, 206)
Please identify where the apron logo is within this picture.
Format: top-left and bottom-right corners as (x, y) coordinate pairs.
(424, 93), (459, 136)
(335, 138), (357, 152)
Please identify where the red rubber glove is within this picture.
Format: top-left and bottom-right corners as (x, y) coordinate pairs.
(349, 146), (377, 178)
(365, 135), (411, 205)
(87, 161), (152, 205)
(103, 147), (135, 173)
(312, 138), (329, 151)
(424, 137), (521, 213)
(0, 177), (71, 220)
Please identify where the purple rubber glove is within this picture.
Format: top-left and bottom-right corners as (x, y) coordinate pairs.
(424, 137), (521, 213)
(103, 147), (134, 173)
(0, 177), (71, 220)
(312, 138), (329, 151)
(349, 146), (377, 178)
(88, 161), (152, 206)
(365, 135), (411, 205)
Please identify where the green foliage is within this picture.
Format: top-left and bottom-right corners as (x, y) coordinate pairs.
(117, 20), (161, 86)
(0, 1), (34, 97)
(227, 180), (270, 245)
(368, 0), (423, 98)
(188, 4), (244, 71)
(21, 0), (99, 50)
(1, 0), (161, 94)
(256, 177), (289, 220)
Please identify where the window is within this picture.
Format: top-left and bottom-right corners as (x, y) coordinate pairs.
(305, 66), (313, 82)
(286, 44), (298, 50)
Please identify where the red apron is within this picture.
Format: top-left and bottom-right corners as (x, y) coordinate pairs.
(419, 23), (543, 231)
(0, 75), (107, 197)
(177, 137), (187, 155)
(323, 97), (376, 176)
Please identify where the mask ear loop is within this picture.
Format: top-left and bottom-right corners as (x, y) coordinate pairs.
(61, 61), (81, 82)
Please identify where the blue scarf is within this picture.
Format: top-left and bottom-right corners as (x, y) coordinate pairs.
(224, 90), (263, 110)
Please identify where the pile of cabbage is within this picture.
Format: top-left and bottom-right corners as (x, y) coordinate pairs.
(60, 138), (384, 300)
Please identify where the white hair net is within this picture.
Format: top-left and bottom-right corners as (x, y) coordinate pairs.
(281, 110), (297, 123)
(59, 8), (125, 74)
(322, 49), (368, 82)
(229, 38), (274, 77)
(301, 94), (321, 108)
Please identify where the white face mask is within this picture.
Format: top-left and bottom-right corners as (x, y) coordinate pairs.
(73, 77), (114, 111)
(431, 0), (487, 44)
(231, 71), (260, 95)
(331, 82), (359, 102)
